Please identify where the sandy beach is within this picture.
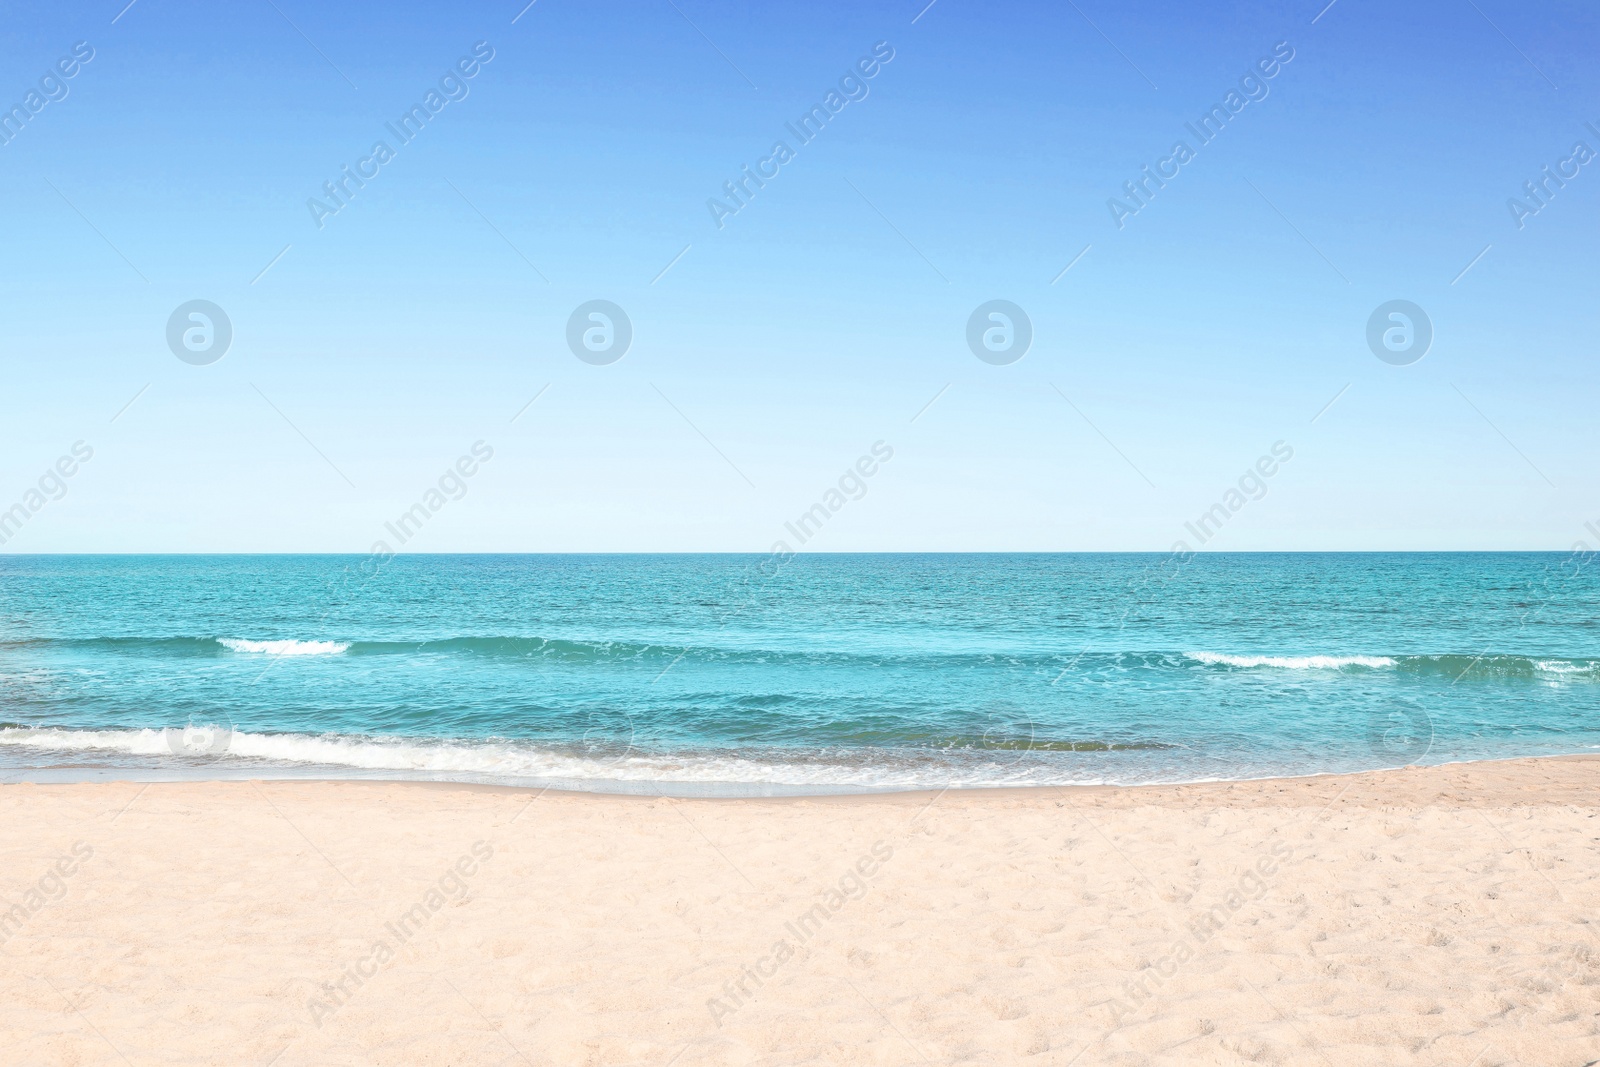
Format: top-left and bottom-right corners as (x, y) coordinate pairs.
(3, 757), (1598, 1066)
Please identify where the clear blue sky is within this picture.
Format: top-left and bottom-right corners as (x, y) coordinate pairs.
(1, 0), (1596, 551)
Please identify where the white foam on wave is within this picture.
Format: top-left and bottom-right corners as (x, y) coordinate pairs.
(1535, 660), (1598, 676)
(217, 638), (350, 656)
(1185, 652), (1396, 670)
(0, 726), (1137, 790)
(0, 726), (175, 755)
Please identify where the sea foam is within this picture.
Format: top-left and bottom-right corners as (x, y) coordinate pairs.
(217, 638), (350, 656)
(1185, 652), (1397, 670)
(0, 726), (1162, 792)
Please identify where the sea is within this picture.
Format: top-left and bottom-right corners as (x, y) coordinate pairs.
(1, 553), (1597, 795)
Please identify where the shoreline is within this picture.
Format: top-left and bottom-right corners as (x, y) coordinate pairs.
(4, 749), (1600, 802)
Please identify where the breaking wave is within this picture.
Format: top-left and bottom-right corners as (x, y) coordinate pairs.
(217, 638), (351, 656)
(1185, 652), (1397, 670)
(0, 725), (1192, 793)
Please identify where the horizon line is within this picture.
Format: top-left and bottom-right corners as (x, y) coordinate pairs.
(0, 549), (1590, 558)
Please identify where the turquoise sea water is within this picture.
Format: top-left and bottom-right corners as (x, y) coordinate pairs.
(1, 554), (1597, 794)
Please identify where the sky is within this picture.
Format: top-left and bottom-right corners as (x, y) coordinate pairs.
(1, 0), (1596, 552)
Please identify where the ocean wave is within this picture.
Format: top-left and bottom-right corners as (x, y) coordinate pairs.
(0, 725), (1181, 791)
(1182, 651), (1600, 679)
(1397, 655), (1600, 679)
(6, 636), (1598, 682)
(217, 638), (351, 656)
(345, 635), (675, 660)
(1185, 652), (1397, 670)
(1534, 659), (1600, 676)
(0, 726), (177, 756)
(0, 635), (691, 662)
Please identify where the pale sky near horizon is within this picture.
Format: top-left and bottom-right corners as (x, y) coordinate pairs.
(1, 0), (1596, 552)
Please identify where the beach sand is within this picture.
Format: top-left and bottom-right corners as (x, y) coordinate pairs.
(2, 757), (1598, 1066)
